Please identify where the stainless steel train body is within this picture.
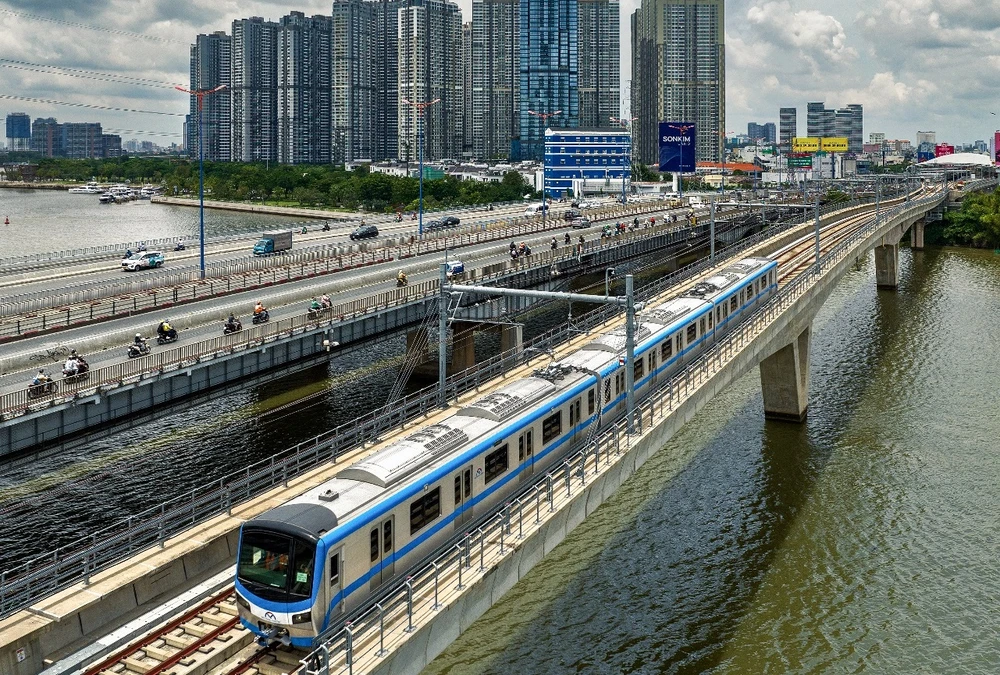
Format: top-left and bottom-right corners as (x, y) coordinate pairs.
(235, 258), (779, 647)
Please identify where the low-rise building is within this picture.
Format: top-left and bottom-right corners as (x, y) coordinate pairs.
(543, 127), (630, 199)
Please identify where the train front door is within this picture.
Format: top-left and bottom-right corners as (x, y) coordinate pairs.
(518, 429), (535, 485)
(368, 516), (395, 591)
(454, 465), (473, 531)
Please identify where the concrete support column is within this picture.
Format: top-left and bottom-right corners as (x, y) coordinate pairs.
(759, 325), (810, 423)
(500, 323), (523, 355)
(450, 321), (478, 374)
(874, 242), (899, 289)
(912, 220), (925, 249)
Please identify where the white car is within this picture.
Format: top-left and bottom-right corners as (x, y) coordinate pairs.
(121, 250), (165, 271)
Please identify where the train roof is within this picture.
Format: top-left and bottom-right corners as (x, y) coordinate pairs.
(583, 324), (653, 353)
(460, 378), (556, 422)
(641, 297), (708, 326)
(337, 415), (495, 489)
(246, 502), (340, 542)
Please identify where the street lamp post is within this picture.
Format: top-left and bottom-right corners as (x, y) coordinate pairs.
(176, 84), (227, 280)
(528, 109), (562, 228)
(402, 98), (441, 239)
(611, 116), (638, 205)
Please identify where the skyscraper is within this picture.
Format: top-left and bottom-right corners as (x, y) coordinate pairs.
(577, 0), (620, 129)
(807, 101), (863, 151)
(188, 31), (231, 162)
(779, 106), (796, 153)
(519, 0), (579, 161)
(471, 0), (519, 160)
(231, 17), (278, 162)
(844, 103), (863, 153)
(278, 12), (332, 164)
(331, 0), (379, 163)
(631, 0), (725, 165)
(30, 118), (62, 157)
(397, 0), (464, 161)
(462, 22), (474, 158)
(806, 101), (833, 138)
(5, 113), (30, 151)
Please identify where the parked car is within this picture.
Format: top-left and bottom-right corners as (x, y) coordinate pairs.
(350, 224), (379, 240)
(121, 250), (165, 271)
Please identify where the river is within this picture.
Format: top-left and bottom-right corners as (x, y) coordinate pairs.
(424, 245), (1000, 674)
(0, 188), (305, 257)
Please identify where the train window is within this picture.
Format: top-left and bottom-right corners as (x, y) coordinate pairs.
(661, 340), (672, 359)
(484, 445), (509, 484)
(730, 297), (738, 313)
(370, 529), (379, 562)
(575, 399), (581, 423)
(588, 388), (595, 415)
(409, 487), (441, 535)
(676, 334), (682, 353)
(454, 475), (462, 505)
(649, 352), (655, 371)
(330, 553), (340, 587)
(708, 312), (713, 330)
(290, 539), (315, 598)
(699, 317), (706, 335)
(569, 401), (576, 426)
(717, 306), (722, 323)
(383, 521), (393, 553)
(604, 378), (612, 402)
(464, 469), (472, 498)
(542, 411), (562, 444)
(634, 357), (644, 380)
(526, 430), (533, 456)
(686, 324), (696, 342)
(518, 436), (525, 462)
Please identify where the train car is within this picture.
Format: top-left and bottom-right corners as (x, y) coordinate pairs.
(234, 258), (778, 647)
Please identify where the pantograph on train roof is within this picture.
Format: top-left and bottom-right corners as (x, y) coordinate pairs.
(461, 378), (555, 421)
(584, 324), (653, 353)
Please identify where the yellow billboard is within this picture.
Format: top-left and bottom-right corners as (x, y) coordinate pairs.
(792, 137), (820, 152)
(820, 137), (849, 152)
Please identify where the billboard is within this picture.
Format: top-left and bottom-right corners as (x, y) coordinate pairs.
(792, 137), (820, 153)
(935, 143), (955, 158)
(820, 137), (848, 152)
(658, 122), (697, 173)
(917, 150), (935, 162)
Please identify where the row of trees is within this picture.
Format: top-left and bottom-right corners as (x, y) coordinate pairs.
(3, 156), (534, 212)
(935, 191), (1000, 249)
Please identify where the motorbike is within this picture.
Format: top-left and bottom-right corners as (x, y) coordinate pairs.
(128, 341), (151, 358)
(223, 319), (243, 335)
(155, 329), (178, 345)
(252, 310), (270, 325)
(27, 377), (58, 398)
(63, 359), (90, 383)
(396, 277), (408, 287)
(174, 242), (186, 251)
(308, 306), (326, 320)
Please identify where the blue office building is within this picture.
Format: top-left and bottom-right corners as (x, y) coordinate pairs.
(544, 127), (629, 198)
(517, 0), (578, 161)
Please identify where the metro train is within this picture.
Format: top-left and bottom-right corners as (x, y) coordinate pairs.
(234, 257), (779, 648)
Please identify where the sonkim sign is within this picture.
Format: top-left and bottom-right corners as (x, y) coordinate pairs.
(658, 121), (696, 173)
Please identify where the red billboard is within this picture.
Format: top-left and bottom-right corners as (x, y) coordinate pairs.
(934, 143), (955, 158)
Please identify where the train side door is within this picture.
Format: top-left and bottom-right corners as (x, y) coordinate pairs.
(518, 429), (535, 485)
(368, 516), (395, 591)
(454, 465), (474, 531)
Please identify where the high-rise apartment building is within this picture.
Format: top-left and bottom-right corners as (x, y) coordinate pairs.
(397, 0), (464, 162)
(188, 31), (232, 162)
(631, 0), (725, 165)
(331, 0), (378, 163)
(844, 104), (863, 153)
(278, 12), (332, 164)
(62, 122), (103, 159)
(779, 107), (796, 153)
(916, 131), (936, 147)
(806, 101), (833, 138)
(471, 0), (519, 160)
(30, 118), (61, 156)
(231, 17), (278, 163)
(462, 22), (474, 158)
(747, 122), (775, 143)
(807, 101), (863, 152)
(518, 0), (579, 161)
(6, 113), (30, 151)
(577, 0), (620, 129)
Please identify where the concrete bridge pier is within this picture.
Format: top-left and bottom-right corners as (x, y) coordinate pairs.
(912, 220), (925, 249)
(874, 242), (900, 289)
(759, 325), (811, 423)
(409, 322), (523, 378)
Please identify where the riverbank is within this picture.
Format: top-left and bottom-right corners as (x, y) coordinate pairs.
(0, 182), (67, 190)
(149, 196), (352, 220)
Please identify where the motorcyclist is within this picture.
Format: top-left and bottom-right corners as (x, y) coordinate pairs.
(322, 222), (331, 232)
(134, 333), (145, 346)
(564, 232), (571, 245)
(174, 240), (185, 251)
(551, 237), (558, 250)
(320, 293), (332, 308)
(157, 320), (173, 339)
(123, 248), (133, 259)
(396, 270), (407, 287)
(63, 356), (78, 376)
(226, 313), (239, 330)
(254, 301), (265, 316)
(32, 369), (49, 386)
(310, 297), (322, 311)
(300, 226), (308, 234)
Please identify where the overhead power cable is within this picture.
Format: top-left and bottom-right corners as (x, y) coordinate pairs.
(0, 59), (183, 89)
(0, 94), (184, 117)
(0, 8), (188, 45)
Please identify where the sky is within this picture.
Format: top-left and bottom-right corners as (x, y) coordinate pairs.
(1, 0), (999, 147)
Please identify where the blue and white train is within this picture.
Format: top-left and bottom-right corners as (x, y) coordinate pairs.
(234, 257), (779, 647)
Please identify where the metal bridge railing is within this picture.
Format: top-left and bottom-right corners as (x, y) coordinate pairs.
(0, 192), (908, 621)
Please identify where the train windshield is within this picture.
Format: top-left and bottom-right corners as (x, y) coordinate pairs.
(237, 530), (315, 603)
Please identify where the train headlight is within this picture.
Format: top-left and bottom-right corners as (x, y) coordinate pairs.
(235, 593), (250, 612)
(292, 611), (312, 625)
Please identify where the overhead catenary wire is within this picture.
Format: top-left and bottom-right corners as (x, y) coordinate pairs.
(0, 93), (184, 116)
(0, 8), (189, 45)
(0, 59), (184, 90)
